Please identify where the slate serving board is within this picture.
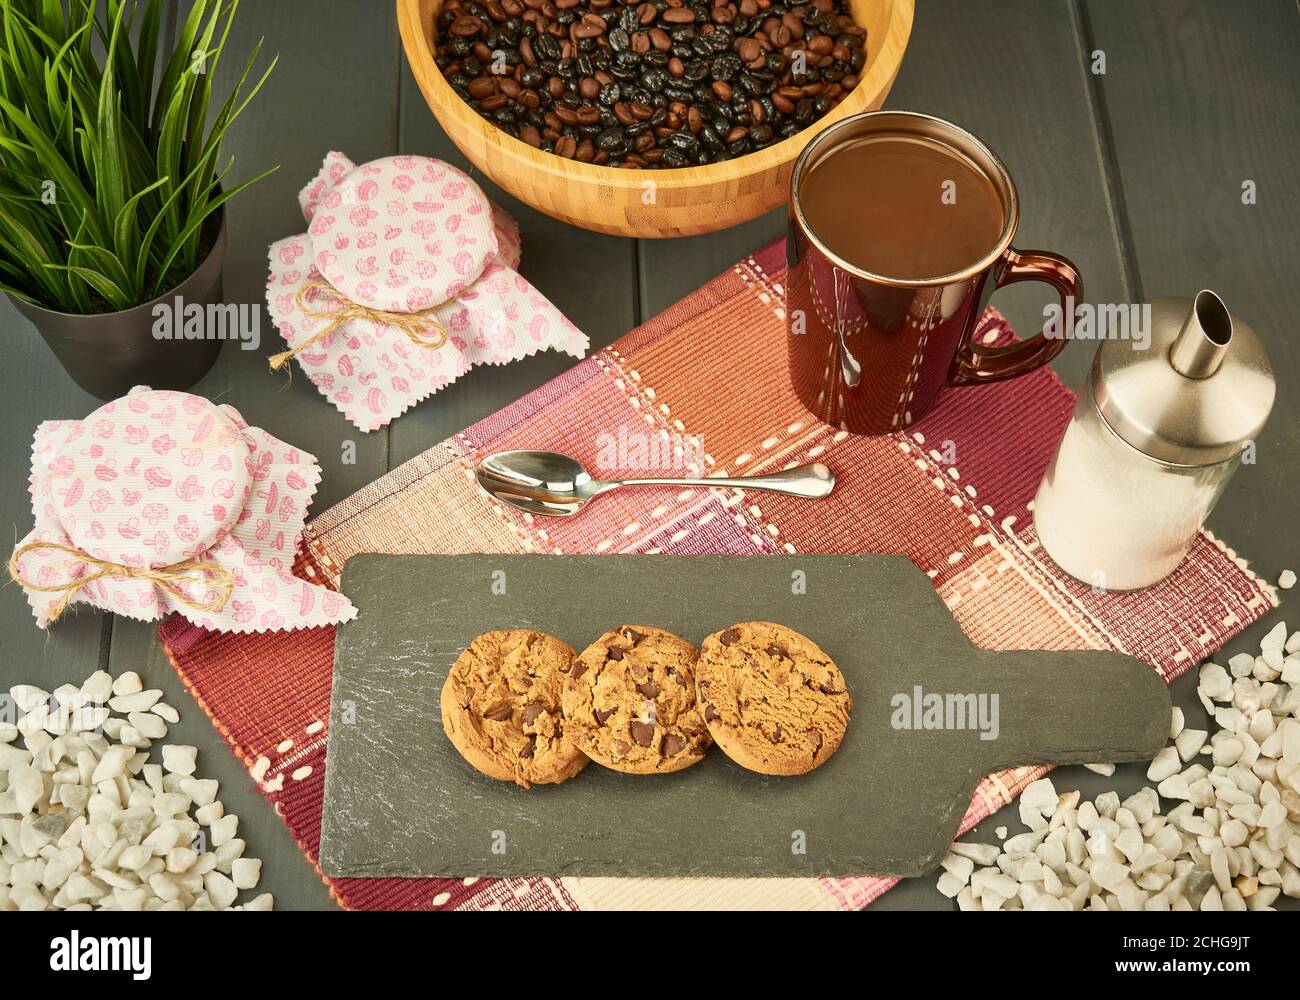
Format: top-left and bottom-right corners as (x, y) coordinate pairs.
(319, 553), (1170, 878)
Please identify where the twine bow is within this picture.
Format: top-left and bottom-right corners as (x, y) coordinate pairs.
(8, 540), (234, 625)
(268, 277), (448, 371)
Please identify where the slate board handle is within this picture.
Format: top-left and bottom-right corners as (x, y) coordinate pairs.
(975, 649), (1172, 772)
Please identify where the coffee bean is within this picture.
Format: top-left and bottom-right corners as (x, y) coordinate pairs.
(449, 15), (483, 36)
(435, 0), (866, 168)
(467, 76), (497, 99)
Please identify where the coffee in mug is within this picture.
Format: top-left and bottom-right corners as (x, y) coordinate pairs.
(786, 111), (1083, 434)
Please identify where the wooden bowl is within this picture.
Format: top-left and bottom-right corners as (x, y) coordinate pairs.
(397, 0), (913, 238)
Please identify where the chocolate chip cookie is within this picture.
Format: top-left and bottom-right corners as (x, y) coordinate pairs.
(562, 625), (711, 774)
(696, 622), (851, 776)
(440, 629), (589, 788)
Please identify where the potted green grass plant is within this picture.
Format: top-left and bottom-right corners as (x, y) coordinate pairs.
(0, 0), (276, 398)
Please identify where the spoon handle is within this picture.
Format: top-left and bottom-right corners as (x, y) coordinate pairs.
(612, 462), (834, 498)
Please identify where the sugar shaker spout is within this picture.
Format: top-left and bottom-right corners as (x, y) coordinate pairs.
(1169, 289), (1233, 379)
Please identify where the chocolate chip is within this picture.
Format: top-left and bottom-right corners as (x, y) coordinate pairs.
(519, 735), (536, 758)
(636, 680), (660, 699)
(770, 724), (783, 743)
(594, 706), (617, 725)
(612, 740), (631, 756)
(766, 643), (786, 658)
(661, 734), (687, 756)
(624, 628), (645, 643)
(819, 682), (839, 695)
(719, 628), (740, 645)
(483, 704), (512, 721)
(520, 702), (545, 725)
(704, 703), (718, 721)
(605, 647), (625, 661)
(570, 660), (589, 680)
(629, 721), (655, 747)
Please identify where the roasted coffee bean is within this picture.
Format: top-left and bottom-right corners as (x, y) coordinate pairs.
(435, 0), (866, 168)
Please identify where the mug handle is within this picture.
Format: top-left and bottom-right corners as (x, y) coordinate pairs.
(949, 248), (1083, 386)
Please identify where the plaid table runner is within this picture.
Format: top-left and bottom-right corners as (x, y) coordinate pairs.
(161, 237), (1276, 910)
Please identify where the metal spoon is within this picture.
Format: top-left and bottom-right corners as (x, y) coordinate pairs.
(476, 450), (835, 517)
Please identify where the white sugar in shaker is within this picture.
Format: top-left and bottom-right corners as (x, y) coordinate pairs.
(1033, 291), (1274, 591)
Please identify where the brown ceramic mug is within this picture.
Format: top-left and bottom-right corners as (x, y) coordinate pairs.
(786, 111), (1082, 434)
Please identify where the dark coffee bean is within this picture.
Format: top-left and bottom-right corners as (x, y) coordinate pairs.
(596, 126), (631, 154)
(536, 32), (562, 60)
(612, 50), (642, 77)
(437, 0), (864, 169)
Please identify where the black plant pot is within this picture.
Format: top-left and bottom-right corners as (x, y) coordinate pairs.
(8, 215), (228, 400)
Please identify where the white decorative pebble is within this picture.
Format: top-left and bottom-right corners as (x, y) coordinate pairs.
(1147, 747), (1181, 782)
(161, 745), (198, 776)
(941, 616), (1300, 916)
(1261, 621), (1288, 651)
(0, 668), (271, 911)
(1021, 777), (1057, 815)
(231, 858), (262, 891)
(210, 814), (239, 847)
(111, 672), (143, 697)
(10, 686), (49, 713)
(1279, 570), (1296, 590)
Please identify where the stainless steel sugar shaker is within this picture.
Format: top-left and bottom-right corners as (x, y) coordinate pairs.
(1033, 290), (1275, 591)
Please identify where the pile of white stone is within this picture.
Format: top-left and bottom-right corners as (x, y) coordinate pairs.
(0, 669), (272, 910)
(937, 618), (1300, 911)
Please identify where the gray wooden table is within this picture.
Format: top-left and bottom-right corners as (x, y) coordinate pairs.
(1, 0), (1296, 911)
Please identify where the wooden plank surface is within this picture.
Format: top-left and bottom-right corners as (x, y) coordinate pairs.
(934, 0), (1300, 914)
(0, 0), (1295, 911)
(102, 0), (408, 912)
